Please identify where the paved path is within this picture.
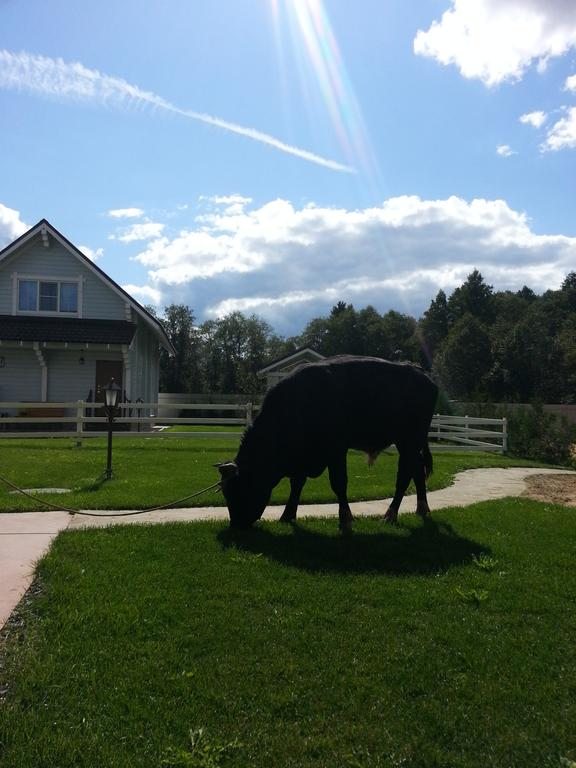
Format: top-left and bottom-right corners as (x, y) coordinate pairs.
(1, 467), (574, 629)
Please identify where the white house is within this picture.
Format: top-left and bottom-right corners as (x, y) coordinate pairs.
(0, 219), (173, 411)
(258, 347), (325, 389)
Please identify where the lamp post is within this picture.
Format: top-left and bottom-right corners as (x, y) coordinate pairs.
(104, 378), (121, 480)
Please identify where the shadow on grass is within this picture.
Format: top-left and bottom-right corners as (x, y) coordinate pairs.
(218, 516), (489, 576)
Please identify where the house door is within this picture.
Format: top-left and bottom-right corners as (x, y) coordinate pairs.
(95, 361), (124, 403)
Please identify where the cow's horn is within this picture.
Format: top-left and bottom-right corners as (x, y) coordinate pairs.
(215, 462), (239, 479)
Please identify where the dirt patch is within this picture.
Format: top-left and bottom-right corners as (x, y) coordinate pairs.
(523, 474), (576, 506)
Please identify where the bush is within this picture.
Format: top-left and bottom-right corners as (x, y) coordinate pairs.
(507, 404), (576, 466)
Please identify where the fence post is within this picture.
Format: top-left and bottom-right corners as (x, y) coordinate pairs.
(464, 415), (469, 444)
(246, 402), (253, 427)
(76, 400), (84, 446)
(502, 417), (508, 453)
(436, 413), (441, 443)
(135, 397), (143, 433)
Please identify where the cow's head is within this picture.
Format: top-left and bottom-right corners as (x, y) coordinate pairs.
(217, 462), (272, 528)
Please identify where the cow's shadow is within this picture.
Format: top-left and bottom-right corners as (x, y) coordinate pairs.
(217, 516), (489, 576)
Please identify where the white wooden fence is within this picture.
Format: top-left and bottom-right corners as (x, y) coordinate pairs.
(0, 401), (508, 452)
(429, 414), (507, 453)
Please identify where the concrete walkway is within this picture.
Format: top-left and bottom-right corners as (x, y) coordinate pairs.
(1, 467), (574, 629)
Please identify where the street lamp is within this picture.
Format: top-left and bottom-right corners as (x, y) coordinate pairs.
(103, 378), (121, 480)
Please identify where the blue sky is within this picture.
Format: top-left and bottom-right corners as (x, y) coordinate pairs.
(1, 0), (576, 333)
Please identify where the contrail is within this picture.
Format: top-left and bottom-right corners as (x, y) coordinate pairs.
(0, 50), (354, 173)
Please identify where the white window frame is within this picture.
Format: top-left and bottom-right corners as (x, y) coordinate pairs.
(12, 274), (83, 317)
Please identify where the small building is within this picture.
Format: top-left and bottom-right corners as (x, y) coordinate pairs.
(258, 347), (325, 390)
(0, 219), (173, 411)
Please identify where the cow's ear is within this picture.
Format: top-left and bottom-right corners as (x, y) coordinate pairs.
(215, 461), (239, 480)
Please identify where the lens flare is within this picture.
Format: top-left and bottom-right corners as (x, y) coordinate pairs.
(268, 0), (415, 319)
(271, 0), (382, 190)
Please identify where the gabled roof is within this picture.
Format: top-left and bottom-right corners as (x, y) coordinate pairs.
(0, 315), (137, 345)
(0, 219), (174, 354)
(258, 346), (324, 375)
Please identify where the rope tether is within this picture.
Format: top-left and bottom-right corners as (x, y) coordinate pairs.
(0, 472), (222, 518)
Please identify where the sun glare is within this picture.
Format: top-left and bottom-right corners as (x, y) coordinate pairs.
(270, 0), (381, 189)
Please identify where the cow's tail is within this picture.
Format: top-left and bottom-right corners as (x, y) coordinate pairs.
(422, 440), (433, 479)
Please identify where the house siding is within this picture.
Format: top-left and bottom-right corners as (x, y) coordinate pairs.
(128, 324), (159, 404)
(0, 236), (126, 319)
(0, 349), (42, 402)
(47, 350), (122, 403)
(0, 267), (10, 312)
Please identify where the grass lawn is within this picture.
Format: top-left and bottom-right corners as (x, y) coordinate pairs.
(0, 435), (541, 512)
(0, 500), (575, 767)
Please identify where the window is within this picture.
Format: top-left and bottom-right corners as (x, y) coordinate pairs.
(17, 279), (79, 314)
(59, 282), (78, 313)
(39, 282), (58, 311)
(18, 280), (37, 311)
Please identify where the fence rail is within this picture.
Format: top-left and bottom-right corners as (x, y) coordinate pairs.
(0, 401), (507, 452)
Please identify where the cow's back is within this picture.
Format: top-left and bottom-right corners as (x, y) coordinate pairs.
(260, 356), (437, 472)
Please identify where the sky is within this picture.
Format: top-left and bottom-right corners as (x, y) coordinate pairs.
(1, 0), (576, 335)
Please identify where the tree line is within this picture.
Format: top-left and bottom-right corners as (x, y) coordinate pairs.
(151, 269), (576, 403)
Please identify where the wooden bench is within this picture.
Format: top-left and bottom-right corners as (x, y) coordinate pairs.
(19, 407), (67, 418)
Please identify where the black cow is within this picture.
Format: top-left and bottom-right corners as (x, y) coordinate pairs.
(218, 355), (438, 531)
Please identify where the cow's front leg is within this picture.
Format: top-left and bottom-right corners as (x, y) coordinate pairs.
(328, 451), (353, 534)
(280, 476), (306, 522)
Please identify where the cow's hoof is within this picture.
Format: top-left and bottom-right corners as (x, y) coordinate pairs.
(416, 503), (431, 518)
(339, 524), (353, 537)
(383, 508), (398, 525)
(279, 512), (297, 523)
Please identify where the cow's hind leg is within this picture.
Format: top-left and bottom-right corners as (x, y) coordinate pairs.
(385, 445), (431, 523)
(280, 476), (306, 523)
(384, 447), (415, 524)
(414, 445), (431, 519)
(328, 451), (353, 534)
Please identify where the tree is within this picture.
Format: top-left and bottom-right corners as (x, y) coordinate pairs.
(298, 303), (363, 356)
(448, 269), (494, 325)
(417, 290), (449, 367)
(516, 285), (537, 303)
(200, 312), (275, 395)
(324, 303), (364, 355)
(560, 271), (576, 311)
(557, 314), (576, 402)
(380, 310), (418, 361)
(434, 314), (493, 399)
(158, 304), (202, 393)
(487, 300), (567, 402)
(357, 305), (390, 358)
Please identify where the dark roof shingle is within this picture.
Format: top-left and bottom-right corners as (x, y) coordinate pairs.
(0, 315), (137, 344)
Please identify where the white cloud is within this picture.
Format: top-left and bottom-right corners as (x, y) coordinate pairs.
(107, 207), (144, 219)
(130, 195), (576, 332)
(496, 144), (516, 156)
(414, 0), (576, 87)
(542, 106), (576, 150)
(198, 194), (253, 217)
(78, 244), (103, 261)
(0, 50), (352, 173)
(203, 195), (252, 207)
(565, 73), (576, 91)
(0, 203), (28, 247)
(111, 222), (165, 243)
(519, 110), (547, 128)
(122, 283), (162, 306)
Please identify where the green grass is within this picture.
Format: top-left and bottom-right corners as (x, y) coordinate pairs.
(0, 435), (541, 512)
(1, 500), (575, 767)
(162, 425), (244, 433)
